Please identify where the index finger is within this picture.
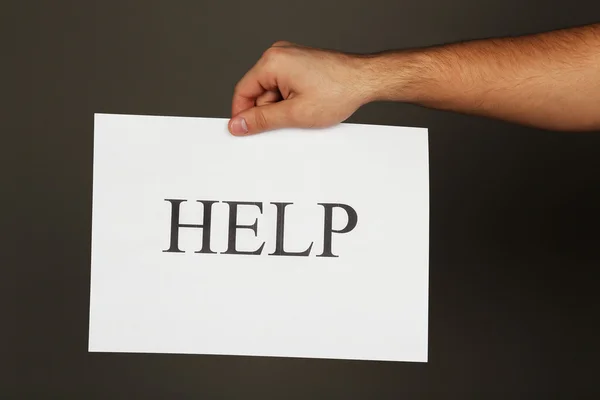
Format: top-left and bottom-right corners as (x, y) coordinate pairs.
(231, 63), (269, 117)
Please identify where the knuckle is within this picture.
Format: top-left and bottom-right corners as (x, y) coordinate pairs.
(263, 41), (293, 62)
(271, 40), (291, 48)
(254, 109), (269, 130)
(262, 46), (282, 62)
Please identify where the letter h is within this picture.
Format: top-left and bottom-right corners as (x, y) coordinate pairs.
(163, 199), (217, 253)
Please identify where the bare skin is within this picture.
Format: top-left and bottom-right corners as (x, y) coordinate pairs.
(229, 23), (600, 135)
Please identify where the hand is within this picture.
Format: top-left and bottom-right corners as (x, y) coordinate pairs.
(228, 41), (374, 136)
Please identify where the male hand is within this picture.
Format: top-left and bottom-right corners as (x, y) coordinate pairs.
(228, 41), (374, 136)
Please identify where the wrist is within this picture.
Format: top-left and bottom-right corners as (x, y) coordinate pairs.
(355, 50), (429, 104)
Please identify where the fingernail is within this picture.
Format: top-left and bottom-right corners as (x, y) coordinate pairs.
(230, 117), (248, 135)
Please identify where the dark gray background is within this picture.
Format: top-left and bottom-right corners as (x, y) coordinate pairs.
(2, 0), (599, 398)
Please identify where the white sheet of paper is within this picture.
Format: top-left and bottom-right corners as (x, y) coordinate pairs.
(89, 113), (429, 362)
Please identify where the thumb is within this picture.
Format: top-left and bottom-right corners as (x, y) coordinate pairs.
(228, 100), (300, 136)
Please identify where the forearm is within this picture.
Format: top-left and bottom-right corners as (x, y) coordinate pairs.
(364, 24), (600, 131)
